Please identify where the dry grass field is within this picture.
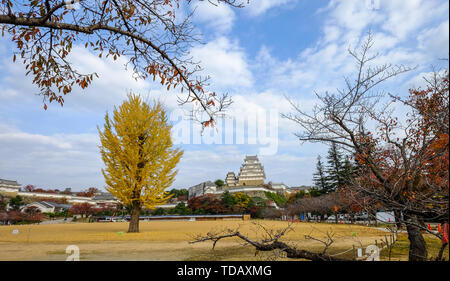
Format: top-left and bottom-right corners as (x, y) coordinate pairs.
(0, 220), (443, 261)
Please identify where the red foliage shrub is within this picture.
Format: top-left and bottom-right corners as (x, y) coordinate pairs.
(70, 203), (97, 217)
(188, 194), (230, 214)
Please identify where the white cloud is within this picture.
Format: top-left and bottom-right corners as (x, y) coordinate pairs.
(0, 44), (182, 113)
(173, 149), (242, 188)
(321, 0), (448, 45)
(190, 36), (253, 89)
(0, 89), (21, 100)
(262, 153), (317, 185)
(191, 0), (236, 34)
(0, 52), (38, 103)
(253, 41), (353, 92)
(245, 0), (298, 17)
(381, 0), (448, 40)
(418, 20), (449, 59)
(322, 0), (384, 42)
(61, 46), (153, 111)
(253, 0), (449, 97)
(323, 25), (341, 43)
(1, 0), (448, 192)
(405, 69), (448, 90)
(0, 122), (103, 190)
(0, 47), (124, 106)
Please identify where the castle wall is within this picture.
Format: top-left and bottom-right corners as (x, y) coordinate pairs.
(238, 179), (265, 186)
(212, 186), (280, 199)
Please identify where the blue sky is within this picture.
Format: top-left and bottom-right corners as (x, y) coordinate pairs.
(0, 0), (449, 191)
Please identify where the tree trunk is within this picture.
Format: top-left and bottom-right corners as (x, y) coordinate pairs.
(394, 209), (402, 229)
(128, 201), (141, 233)
(406, 215), (428, 261)
(437, 243), (448, 261)
(370, 211), (378, 226)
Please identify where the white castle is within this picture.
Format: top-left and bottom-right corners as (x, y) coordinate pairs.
(237, 155), (266, 186)
(225, 156), (266, 187)
(188, 155), (288, 199)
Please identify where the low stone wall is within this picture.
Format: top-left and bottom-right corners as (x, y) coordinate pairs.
(96, 214), (249, 222)
(17, 191), (95, 204)
(0, 189), (19, 197)
(212, 187), (277, 199)
(0, 189), (118, 206)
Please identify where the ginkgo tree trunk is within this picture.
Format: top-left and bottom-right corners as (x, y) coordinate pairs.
(98, 94), (183, 233)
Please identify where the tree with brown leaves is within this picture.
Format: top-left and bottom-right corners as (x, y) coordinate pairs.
(283, 32), (448, 261)
(0, 0), (241, 125)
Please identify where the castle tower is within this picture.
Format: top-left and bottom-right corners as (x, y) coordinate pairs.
(237, 155), (266, 186)
(225, 172), (237, 187)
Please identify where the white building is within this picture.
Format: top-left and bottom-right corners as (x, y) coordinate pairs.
(286, 186), (311, 194)
(16, 191), (99, 204)
(188, 181), (217, 199)
(21, 201), (72, 213)
(188, 181), (288, 199)
(188, 156), (289, 199)
(0, 179), (21, 193)
(0, 178), (119, 207)
(225, 172), (238, 187)
(269, 182), (288, 192)
(237, 156), (266, 186)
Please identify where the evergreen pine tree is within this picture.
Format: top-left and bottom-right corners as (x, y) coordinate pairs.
(326, 142), (345, 191)
(342, 155), (355, 186)
(312, 155), (330, 193)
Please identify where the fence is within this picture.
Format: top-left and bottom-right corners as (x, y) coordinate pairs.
(328, 231), (399, 261)
(94, 214), (251, 222)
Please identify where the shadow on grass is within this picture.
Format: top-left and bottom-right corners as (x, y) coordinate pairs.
(380, 234), (449, 261)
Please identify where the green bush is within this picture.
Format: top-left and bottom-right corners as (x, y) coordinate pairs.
(264, 191), (287, 207)
(214, 179), (225, 187)
(308, 187), (322, 197)
(250, 196), (267, 208)
(172, 202), (191, 215)
(152, 208), (166, 216)
(221, 191), (236, 207)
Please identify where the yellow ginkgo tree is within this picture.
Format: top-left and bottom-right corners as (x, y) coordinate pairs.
(98, 94), (183, 233)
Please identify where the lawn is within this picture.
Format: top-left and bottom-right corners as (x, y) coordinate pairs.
(380, 233), (449, 261)
(0, 220), (442, 261)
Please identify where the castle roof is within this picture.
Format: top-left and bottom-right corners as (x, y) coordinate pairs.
(0, 179), (20, 186)
(245, 155), (259, 160)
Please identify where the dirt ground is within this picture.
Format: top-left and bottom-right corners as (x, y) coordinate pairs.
(0, 220), (389, 261)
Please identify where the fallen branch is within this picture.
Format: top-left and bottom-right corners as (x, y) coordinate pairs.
(189, 226), (349, 261)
